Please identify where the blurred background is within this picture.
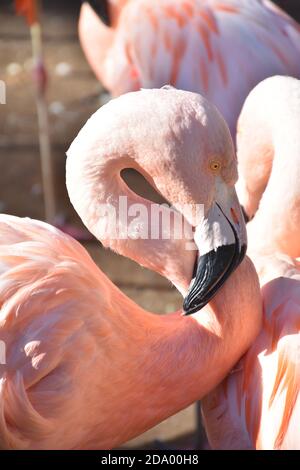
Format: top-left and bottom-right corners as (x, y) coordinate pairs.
(0, 0), (299, 449)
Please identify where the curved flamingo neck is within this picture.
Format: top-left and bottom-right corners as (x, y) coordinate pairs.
(66, 115), (197, 295)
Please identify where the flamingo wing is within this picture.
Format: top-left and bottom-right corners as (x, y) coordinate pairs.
(0, 215), (115, 449)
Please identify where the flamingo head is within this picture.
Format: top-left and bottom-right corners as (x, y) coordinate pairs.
(67, 87), (247, 314)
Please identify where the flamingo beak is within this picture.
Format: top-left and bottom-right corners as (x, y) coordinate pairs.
(183, 189), (247, 315)
(85, 1), (111, 26)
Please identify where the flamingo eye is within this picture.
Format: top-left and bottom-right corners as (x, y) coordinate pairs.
(210, 160), (221, 172)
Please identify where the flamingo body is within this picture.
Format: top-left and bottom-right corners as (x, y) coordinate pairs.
(79, 0), (300, 134)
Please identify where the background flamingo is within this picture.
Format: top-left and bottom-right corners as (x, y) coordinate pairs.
(0, 88), (261, 449)
(79, 0), (300, 135)
(201, 76), (300, 449)
(236, 75), (300, 258)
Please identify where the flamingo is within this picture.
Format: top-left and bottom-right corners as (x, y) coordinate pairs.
(236, 75), (300, 259)
(201, 76), (300, 449)
(78, 0), (300, 135)
(0, 88), (262, 449)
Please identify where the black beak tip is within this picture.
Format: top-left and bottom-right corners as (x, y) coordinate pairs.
(182, 306), (192, 316)
(182, 298), (206, 316)
(182, 242), (247, 316)
(182, 309), (200, 317)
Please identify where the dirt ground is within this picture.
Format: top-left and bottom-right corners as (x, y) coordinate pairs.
(1, 0), (299, 450)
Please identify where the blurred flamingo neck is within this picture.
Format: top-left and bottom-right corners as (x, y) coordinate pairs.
(79, 3), (115, 83)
